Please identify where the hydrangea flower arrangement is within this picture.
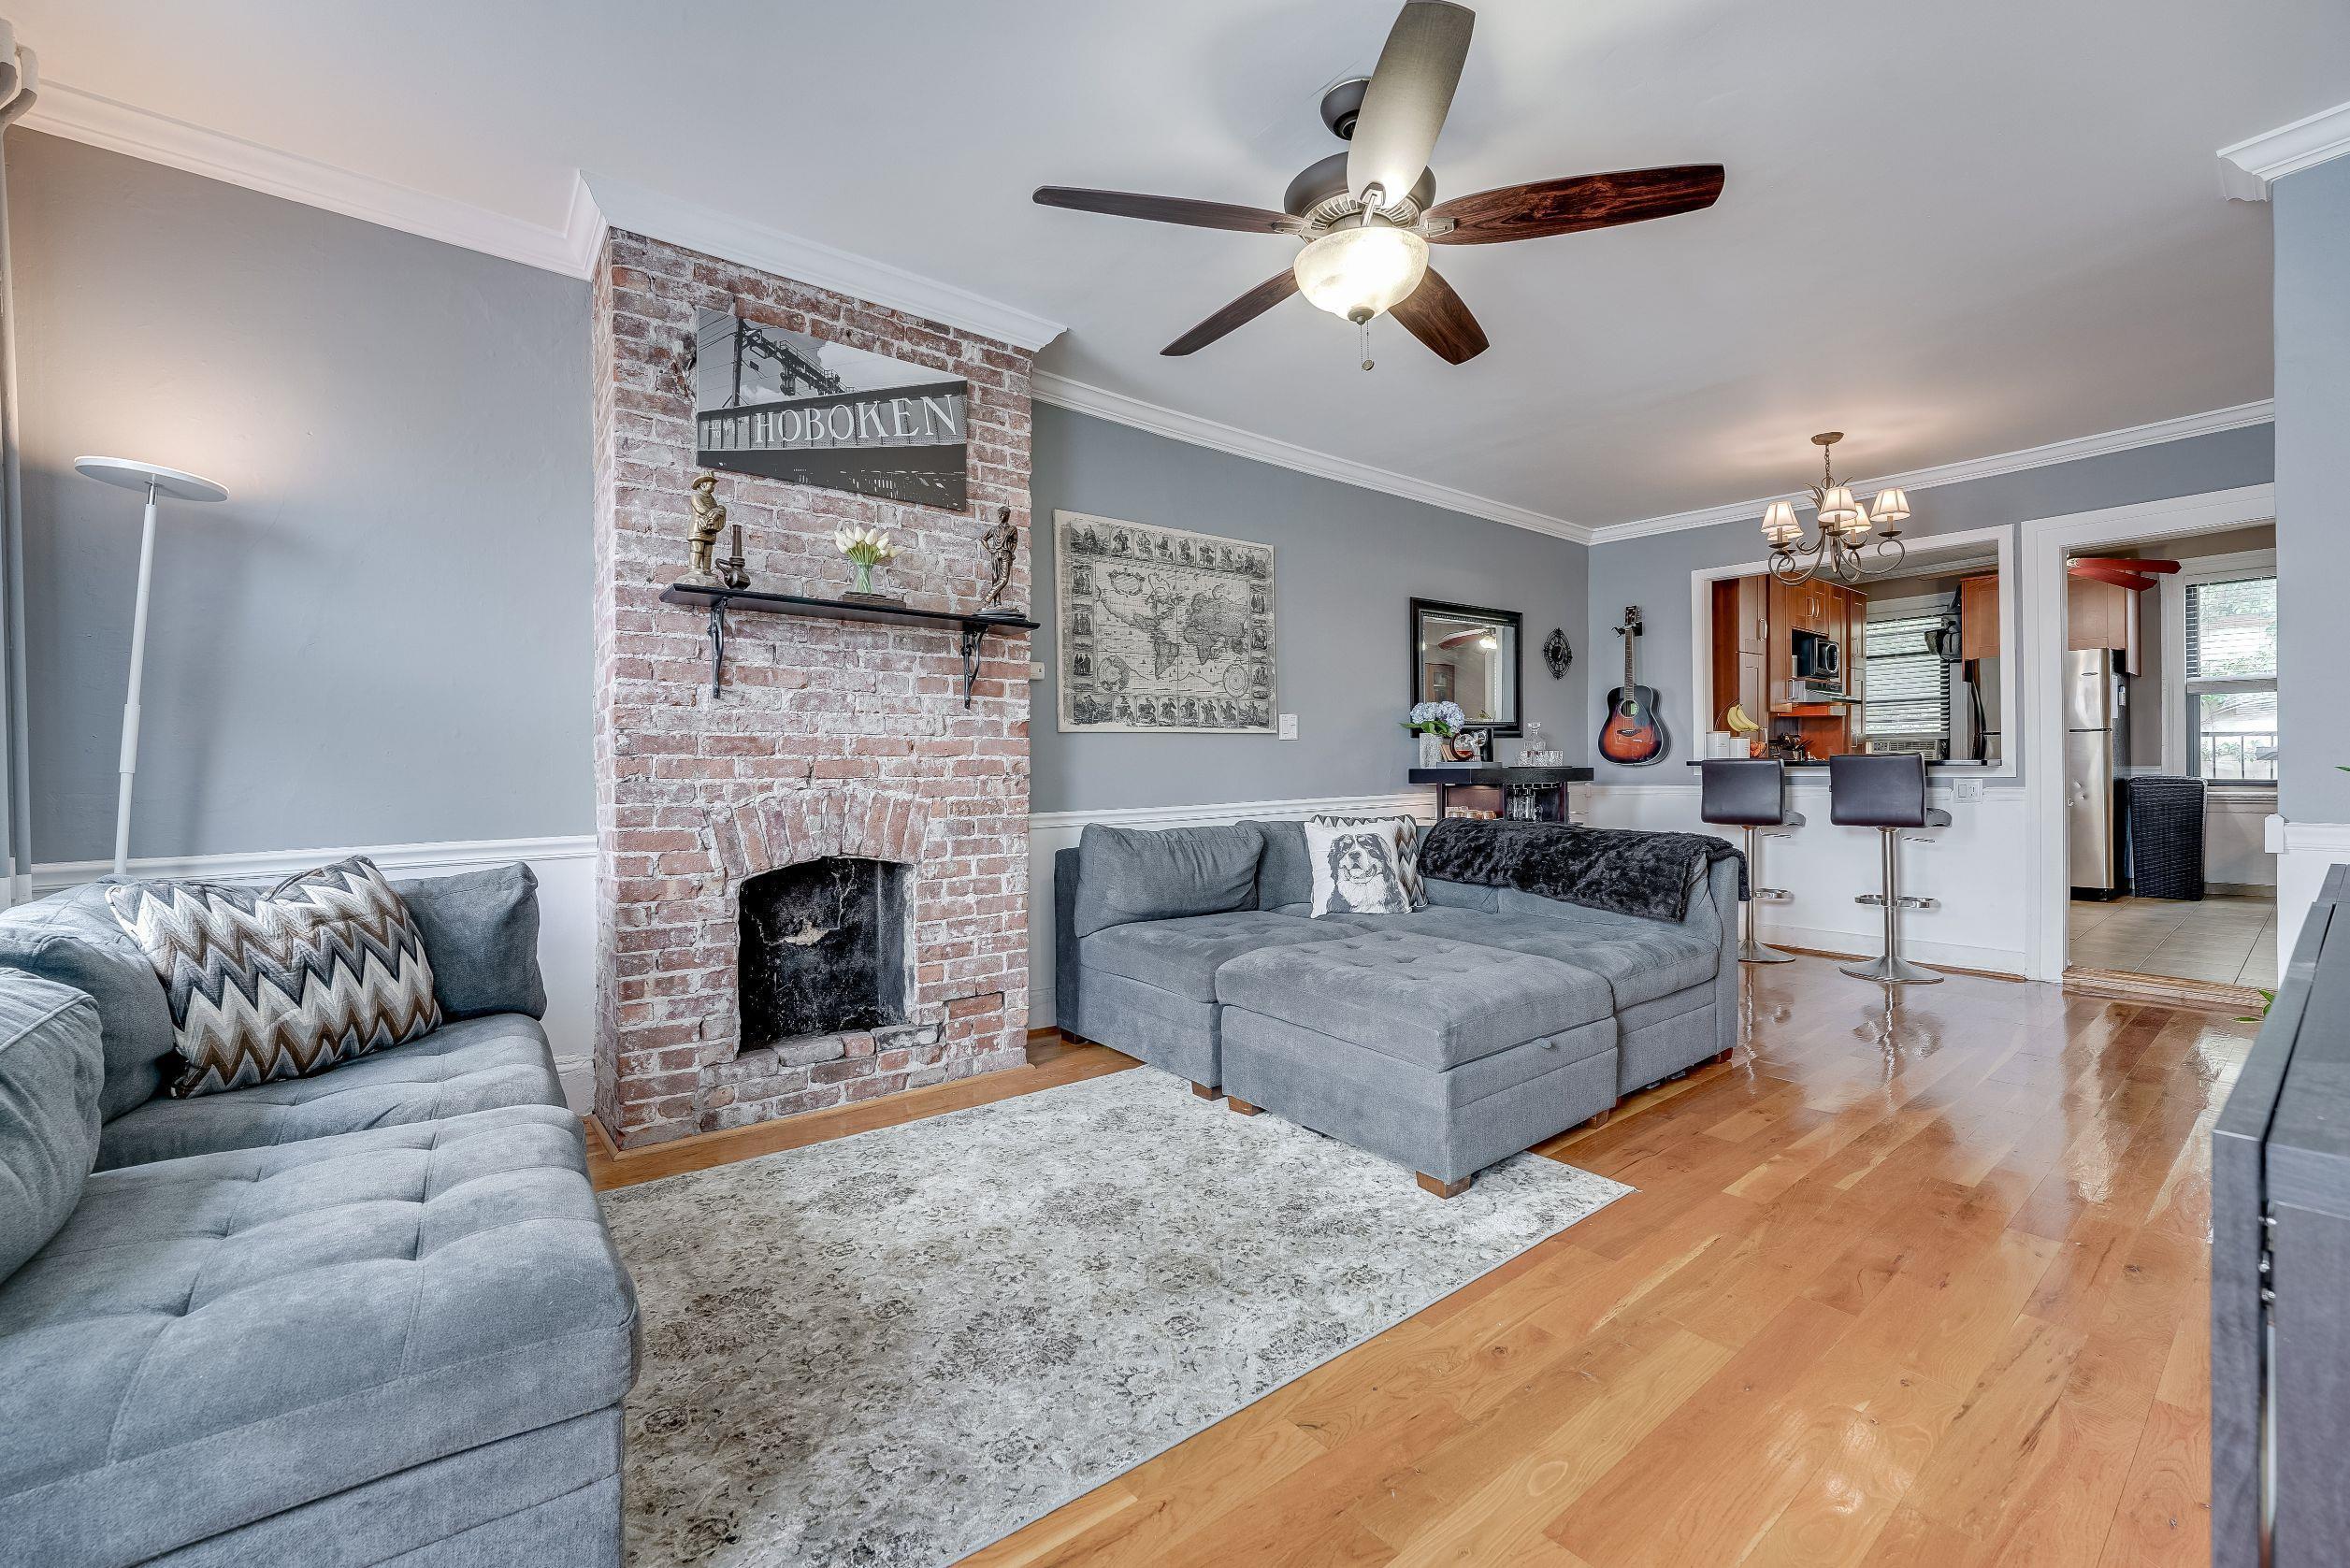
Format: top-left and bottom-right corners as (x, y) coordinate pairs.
(1404, 700), (1468, 737)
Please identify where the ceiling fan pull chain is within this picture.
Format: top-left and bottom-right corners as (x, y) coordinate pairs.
(1360, 316), (1375, 372)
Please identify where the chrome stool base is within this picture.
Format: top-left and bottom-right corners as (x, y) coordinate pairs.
(1735, 826), (1797, 965)
(1839, 952), (1943, 985)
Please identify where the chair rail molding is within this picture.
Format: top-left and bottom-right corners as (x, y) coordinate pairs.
(36, 833), (600, 1108)
(2219, 100), (2350, 201)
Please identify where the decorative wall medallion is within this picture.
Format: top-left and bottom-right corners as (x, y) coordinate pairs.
(692, 308), (969, 511)
(1055, 510), (1275, 733)
(1542, 626), (1573, 680)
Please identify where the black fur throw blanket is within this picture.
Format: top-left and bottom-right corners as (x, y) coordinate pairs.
(1419, 818), (1745, 923)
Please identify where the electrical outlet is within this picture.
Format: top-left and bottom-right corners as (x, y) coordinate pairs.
(1028, 662), (1046, 680)
(1953, 778), (1982, 801)
(1278, 713), (1299, 740)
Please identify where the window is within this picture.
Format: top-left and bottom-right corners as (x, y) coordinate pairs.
(2184, 571), (2277, 783)
(1862, 611), (1953, 741)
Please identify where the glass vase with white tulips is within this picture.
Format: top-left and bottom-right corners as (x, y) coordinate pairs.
(833, 525), (901, 598)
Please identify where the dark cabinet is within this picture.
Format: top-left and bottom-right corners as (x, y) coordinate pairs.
(2213, 864), (2350, 1567)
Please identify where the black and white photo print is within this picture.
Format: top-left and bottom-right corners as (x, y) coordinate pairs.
(692, 308), (968, 509)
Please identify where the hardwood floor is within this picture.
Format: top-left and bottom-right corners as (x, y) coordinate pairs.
(592, 958), (2250, 1568)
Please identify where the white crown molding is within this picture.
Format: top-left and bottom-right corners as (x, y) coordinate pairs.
(1030, 791), (1433, 833)
(2218, 101), (2350, 200)
(22, 81), (598, 278)
(585, 174), (1064, 352)
(31, 833), (594, 895)
(1587, 399), (2275, 546)
(1031, 373), (1592, 544)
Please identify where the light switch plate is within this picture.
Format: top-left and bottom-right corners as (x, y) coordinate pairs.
(1953, 778), (1982, 801)
(1278, 713), (1298, 740)
(1028, 662), (1046, 680)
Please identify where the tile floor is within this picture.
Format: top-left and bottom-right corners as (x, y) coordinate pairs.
(2066, 890), (2278, 987)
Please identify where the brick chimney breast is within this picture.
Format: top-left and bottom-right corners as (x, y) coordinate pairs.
(590, 230), (1033, 1148)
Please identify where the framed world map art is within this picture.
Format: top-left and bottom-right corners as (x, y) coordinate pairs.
(1055, 511), (1276, 733)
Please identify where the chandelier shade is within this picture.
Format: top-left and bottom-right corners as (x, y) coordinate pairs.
(1757, 432), (1914, 586)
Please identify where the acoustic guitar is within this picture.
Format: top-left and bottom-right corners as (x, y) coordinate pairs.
(1598, 605), (1668, 766)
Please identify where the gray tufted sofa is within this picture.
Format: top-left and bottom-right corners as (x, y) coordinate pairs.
(0, 866), (639, 1568)
(1055, 819), (1738, 1194)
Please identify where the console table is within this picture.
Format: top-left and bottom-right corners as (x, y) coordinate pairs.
(1407, 764), (1593, 822)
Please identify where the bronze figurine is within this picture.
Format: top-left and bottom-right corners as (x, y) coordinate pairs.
(682, 472), (727, 587)
(978, 505), (1020, 615)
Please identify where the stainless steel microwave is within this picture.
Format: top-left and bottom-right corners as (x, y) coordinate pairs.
(1792, 630), (1841, 679)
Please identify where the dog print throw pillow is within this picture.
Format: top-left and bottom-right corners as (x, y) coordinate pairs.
(1307, 813), (1426, 909)
(1305, 819), (1412, 917)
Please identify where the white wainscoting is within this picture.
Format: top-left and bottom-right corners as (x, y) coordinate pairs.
(1579, 781), (2038, 977)
(1027, 792), (1438, 1029)
(2269, 817), (2350, 985)
(34, 835), (599, 1109)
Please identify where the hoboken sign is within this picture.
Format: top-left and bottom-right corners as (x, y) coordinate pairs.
(693, 307), (970, 510)
(699, 381), (966, 454)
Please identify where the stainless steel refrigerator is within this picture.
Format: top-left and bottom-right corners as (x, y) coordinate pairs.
(2064, 650), (2131, 897)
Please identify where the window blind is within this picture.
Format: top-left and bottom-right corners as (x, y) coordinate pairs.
(2184, 572), (2278, 782)
(1863, 613), (1951, 738)
(2184, 575), (2276, 681)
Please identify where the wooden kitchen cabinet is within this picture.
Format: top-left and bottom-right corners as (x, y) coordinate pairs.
(1735, 649), (1767, 726)
(1734, 575), (1768, 655)
(2067, 574), (2139, 672)
(1960, 574), (1999, 661)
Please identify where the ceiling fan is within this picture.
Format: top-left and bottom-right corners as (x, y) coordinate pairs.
(1033, 1), (1724, 367)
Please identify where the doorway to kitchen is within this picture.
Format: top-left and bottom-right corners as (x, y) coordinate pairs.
(2018, 485), (2279, 996)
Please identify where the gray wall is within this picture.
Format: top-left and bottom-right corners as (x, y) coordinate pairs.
(12, 132), (593, 862)
(2275, 157), (2350, 822)
(1030, 402), (1587, 813)
(1582, 423), (2277, 786)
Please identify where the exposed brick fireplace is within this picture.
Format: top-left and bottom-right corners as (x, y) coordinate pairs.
(590, 229), (1034, 1148)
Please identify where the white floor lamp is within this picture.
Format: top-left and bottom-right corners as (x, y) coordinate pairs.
(72, 456), (228, 875)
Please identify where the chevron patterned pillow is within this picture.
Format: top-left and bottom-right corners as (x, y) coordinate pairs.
(105, 856), (443, 1099)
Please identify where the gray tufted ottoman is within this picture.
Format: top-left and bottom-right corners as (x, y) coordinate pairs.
(1212, 930), (1619, 1196)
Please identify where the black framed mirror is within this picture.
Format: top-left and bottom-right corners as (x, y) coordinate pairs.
(1409, 598), (1523, 737)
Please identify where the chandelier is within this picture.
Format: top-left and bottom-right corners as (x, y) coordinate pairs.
(1760, 432), (1913, 585)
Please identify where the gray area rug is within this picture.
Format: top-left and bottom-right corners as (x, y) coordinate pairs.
(603, 1067), (1630, 1568)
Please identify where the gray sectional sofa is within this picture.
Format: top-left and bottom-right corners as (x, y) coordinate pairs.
(1056, 819), (1738, 1193)
(0, 867), (639, 1568)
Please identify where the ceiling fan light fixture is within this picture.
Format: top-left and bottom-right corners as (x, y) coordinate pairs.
(1292, 222), (1429, 324)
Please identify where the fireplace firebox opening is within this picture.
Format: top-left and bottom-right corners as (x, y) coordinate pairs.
(738, 857), (909, 1048)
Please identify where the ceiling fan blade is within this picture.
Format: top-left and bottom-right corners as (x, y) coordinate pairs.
(1426, 165), (1725, 244)
(1162, 270), (1301, 355)
(1346, 2), (1474, 209)
(1390, 266), (1488, 364)
(1032, 186), (1303, 235)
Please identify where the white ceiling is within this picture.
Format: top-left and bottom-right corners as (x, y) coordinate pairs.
(19, 0), (2349, 528)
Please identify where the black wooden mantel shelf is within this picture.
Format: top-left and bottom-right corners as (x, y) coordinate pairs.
(658, 583), (1038, 705)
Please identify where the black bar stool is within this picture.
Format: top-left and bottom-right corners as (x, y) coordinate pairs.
(1828, 754), (1950, 985)
(1700, 758), (1802, 965)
